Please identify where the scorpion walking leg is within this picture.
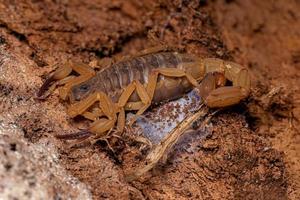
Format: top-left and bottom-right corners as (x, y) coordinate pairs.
(117, 107), (126, 133)
(135, 45), (171, 57)
(116, 45), (172, 62)
(82, 108), (104, 121)
(154, 68), (200, 87)
(117, 80), (151, 129)
(67, 92), (117, 136)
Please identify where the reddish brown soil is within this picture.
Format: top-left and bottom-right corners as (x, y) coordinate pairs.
(0, 0), (299, 199)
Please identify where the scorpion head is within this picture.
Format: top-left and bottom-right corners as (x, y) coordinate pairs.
(69, 81), (93, 102)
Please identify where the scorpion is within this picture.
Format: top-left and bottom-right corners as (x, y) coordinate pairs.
(37, 47), (250, 144)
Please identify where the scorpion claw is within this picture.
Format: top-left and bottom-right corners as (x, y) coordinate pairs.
(36, 76), (55, 99)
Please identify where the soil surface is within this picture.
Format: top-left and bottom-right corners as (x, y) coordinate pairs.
(0, 0), (299, 199)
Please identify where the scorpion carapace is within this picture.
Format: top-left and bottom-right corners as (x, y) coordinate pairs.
(37, 49), (250, 143)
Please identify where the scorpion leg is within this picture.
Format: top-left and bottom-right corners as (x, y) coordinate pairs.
(202, 59), (250, 108)
(154, 68), (200, 88)
(68, 92), (116, 118)
(124, 102), (144, 111)
(135, 45), (171, 57)
(115, 45), (171, 62)
(82, 108), (104, 121)
(91, 57), (113, 70)
(117, 107), (126, 133)
(117, 80), (151, 128)
(37, 61), (95, 100)
(68, 91), (117, 136)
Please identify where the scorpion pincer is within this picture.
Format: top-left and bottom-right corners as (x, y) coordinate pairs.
(37, 49), (250, 142)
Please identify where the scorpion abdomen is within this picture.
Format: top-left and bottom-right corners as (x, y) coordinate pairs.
(71, 52), (196, 103)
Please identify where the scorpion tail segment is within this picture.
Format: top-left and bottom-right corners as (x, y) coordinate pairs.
(198, 72), (226, 100)
(199, 59), (250, 108)
(55, 129), (93, 140)
(204, 86), (248, 108)
(224, 61), (251, 95)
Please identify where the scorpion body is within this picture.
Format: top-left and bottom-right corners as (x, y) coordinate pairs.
(37, 48), (250, 141)
(71, 52), (199, 104)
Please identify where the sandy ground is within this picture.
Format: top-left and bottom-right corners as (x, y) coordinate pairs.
(0, 0), (299, 199)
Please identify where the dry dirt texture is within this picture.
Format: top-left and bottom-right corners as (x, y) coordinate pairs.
(0, 0), (299, 199)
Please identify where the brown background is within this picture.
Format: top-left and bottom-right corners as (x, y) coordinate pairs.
(0, 0), (299, 199)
